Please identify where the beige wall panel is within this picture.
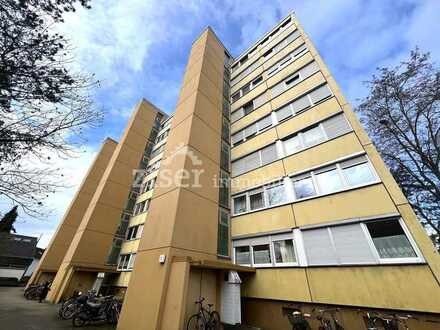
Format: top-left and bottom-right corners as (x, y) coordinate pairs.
(28, 138), (117, 287)
(120, 239), (140, 254)
(232, 128), (278, 160)
(117, 248), (171, 330)
(137, 190), (153, 202)
(137, 188), (179, 251)
(161, 261), (191, 330)
(154, 147), (219, 204)
(172, 188), (219, 255)
(293, 184), (397, 227)
(188, 115), (221, 164)
(197, 71), (222, 108)
(66, 230), (114, 266)
(266, 53), (314, 88)
(128, 212), (148, 227)
(270, 72), (326, 109)
(231, 101), (272, 133)
(173, 90), (222, 137)
(276, 97), (341, 139)
(231, 205), (296, 237)
(114, 271), (131, 288)
(77, 202), (121, 234)
(242, 268), (312, 302)
(307, 265), (440, 313)
(231, 160), (285, 194)
(282, 133), (363, 175)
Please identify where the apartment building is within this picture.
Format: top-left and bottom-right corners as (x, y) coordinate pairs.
(29, 13), (440, 330)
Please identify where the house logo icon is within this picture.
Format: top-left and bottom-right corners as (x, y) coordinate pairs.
(162, 143), (203, 166)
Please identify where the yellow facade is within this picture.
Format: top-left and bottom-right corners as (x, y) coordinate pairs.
(33, 12), (440, 330)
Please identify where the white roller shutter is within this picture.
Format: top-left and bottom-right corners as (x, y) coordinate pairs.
(322, 113), (351, 139)
(302, 228), (338, 265)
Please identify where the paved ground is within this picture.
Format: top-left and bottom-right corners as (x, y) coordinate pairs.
(0, 286), (115, 330)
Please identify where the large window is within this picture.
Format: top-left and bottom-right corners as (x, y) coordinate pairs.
(220, 141), (230, 171)
(232, 181), (286, 215)
(291, 155), (377, 200)
(233, 233), (297, 267)
(302, 218), (421, 266)
(133, 199), (150, 215)
(275, 84), (332, 123)
(232, 143), (278, 177)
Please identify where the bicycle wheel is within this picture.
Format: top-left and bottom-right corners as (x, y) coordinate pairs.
(61, 303), (78, 320)
(72, 311), (88, 327)
(187, 314), (205, 330)
(209, 311), (221, 330)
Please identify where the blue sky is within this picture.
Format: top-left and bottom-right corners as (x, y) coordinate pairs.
(2, 0), (439, 247)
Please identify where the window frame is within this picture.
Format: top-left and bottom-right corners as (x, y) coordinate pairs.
(233, 232), (298, 268)
(361, 218), (423, 264)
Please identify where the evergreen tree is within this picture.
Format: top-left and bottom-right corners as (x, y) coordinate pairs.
(0, 205), (18, 233)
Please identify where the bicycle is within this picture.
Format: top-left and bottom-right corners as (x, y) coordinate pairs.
(187, 297), (221, 330)
(313, 308), (344, 330)
(364, 311), (415, 330)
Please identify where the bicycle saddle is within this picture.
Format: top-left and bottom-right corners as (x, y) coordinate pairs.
(86, 301), (102, 309)
(208, 303), (214, 307)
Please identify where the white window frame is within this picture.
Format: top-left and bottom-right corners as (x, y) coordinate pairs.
(361, 218), (424, 264)
(231, 115), (274, 146)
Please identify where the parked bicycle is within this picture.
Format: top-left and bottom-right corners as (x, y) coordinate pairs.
(59, 290), (97, 320)
(187, 297), (221, 330)
(364, 311), (415, 330)
(24, 282), (51, 301)
(72, 295), (122, 327)
(313, 308), (344, 330)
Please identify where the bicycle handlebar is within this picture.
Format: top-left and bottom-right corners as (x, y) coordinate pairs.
(195, 297), (205, 304)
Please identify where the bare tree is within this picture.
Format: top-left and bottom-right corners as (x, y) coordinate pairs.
(0, 0), (102, 216)
(357, 49), (440, 248)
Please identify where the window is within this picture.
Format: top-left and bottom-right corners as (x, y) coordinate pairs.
(231, 93), (267, 123)
(249, 188), (264, 210)
(243, 101), (254, 115)
(283, 135), (302, 154)
(293, 175), (316, 199)
(266, 183), (285, 206)
(253, 244), (271, 265)
(222, 117), (230, 142)
(231, 115), (273, 147)
(235, 246), (251, 265)
(273, 240), (296, 264)
(220, 141), (230, 171)
(366, 219), (417, 259)
(233, 232), (297, 267)
(233, 195), (247, 214)
(231, 143), (278, 177)
(267, 44), (308, 77)
(309, 85), (332, 104)
(271, 61), (320, 98)
(260, 144), (277, 165)
(314, 167), (344, 194)
(231, 75), (263, 103)
(302, 125), (326, 147)
(217, 209), (230, 256)
(302, 219), (421, 266)
(219, 171), (230, 208)
(126, 224), (144, 240)
(232, 181), (286, 215)
(128, 253), (136, 269)
(341, 156), (375, 187)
